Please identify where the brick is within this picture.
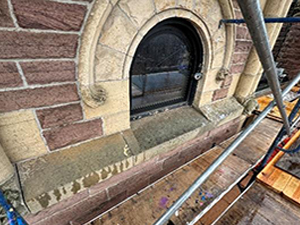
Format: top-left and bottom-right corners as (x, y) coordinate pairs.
(149, 162), (167, 184)
(70, 191), (127, 225)
(43, 119), (103, 150)
(0, 0), (14, 27)
(208, 117), (240, 145)
(234, 41), (252, 53)
(232, 53), (249, 65)
(178, 135), (214, 163)
(162, 153), (183, 174)
(0, 84), (79, 112)
(108, 170), (150, 198)
(236, 26), (251, 40)
(212, 88), (229, 101)
(20, 61), (76, 85)
(0, 62), (23, 88)
(36, 103), (83, 129)
(12, 0), (86, 31)
(230, 64), (245, 74)
(0, 31), (78, 59)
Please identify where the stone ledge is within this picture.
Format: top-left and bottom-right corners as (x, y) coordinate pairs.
(200, 97), (244, 126)
(18, 101), (244, 214)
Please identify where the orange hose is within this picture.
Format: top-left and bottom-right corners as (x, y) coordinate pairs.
(264, 129), (300, 171)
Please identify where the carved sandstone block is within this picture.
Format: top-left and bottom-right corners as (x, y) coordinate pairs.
(99, 7), (137, 53)
(119, 0), (155, 27)
(94, 45), (125, 82)
(0, 110), (48, 162)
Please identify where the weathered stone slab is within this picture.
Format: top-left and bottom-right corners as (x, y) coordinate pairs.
(21, 61), (76, 85)
(0, 84), (79, 112)
(0, 110), (48, 162)
(18, 133), (132, 212)
(0, 31), (78, 59)
(131, 107), (211, 151)
(200, 97), (244, 126)
(11, 0), (87, 31)
(0, 62), (23, 88)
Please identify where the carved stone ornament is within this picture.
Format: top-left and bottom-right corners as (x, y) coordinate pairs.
(243, 97), (259, 115)
(81, 84), (107, 108)
(216, 67), (229, 81)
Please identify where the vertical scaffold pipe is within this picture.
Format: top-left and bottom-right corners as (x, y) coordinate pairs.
(237, 0), (291, 135)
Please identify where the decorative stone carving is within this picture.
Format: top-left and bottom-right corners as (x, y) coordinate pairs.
(81, 84), (107, 108)
(216, 67), (229, 81)
(242, 97), (259, 115)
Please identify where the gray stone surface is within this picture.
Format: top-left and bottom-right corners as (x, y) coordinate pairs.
(131, 107), (211, 151)
(200, 97), (244, 125)
(18, 133), (130, 211)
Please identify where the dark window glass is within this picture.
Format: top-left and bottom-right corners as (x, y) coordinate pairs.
(130, 19), (202, 116)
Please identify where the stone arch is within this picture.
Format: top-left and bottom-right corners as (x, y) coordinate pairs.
(78, 0), (235, 135)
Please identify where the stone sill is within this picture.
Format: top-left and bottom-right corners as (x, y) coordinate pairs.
(17, 97), (244, 213)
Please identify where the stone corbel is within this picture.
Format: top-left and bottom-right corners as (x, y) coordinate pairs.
(81, 84), (107, 108)
(216, 67), (229, 81)
(242, 97), (259, 115)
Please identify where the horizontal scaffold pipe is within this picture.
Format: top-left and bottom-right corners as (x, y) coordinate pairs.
(220, 17), (300, 25)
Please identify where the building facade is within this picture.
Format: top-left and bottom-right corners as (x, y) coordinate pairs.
(0, 0), (294, 224)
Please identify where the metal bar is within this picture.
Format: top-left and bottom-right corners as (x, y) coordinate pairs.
(292, 114), (300, 128)
(237, 0), (291, 135)
(257, 88), (300, 170)
(220, 17), (300, 25)
(153, 73), (300, 225)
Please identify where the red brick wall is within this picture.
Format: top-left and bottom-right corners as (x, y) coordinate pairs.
(0, 0), (103, 152)
(212, 0), (252, 102)
(274, 0), (300, 80)
(276, 24), (300, 80)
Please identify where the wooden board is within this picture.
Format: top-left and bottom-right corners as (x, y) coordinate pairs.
(256, 95), (300, 121)
(276, 146), (300, 180)
(215, 182), (300, 225)
(257, 130), (300, 205)
(85, 118), (281, 225)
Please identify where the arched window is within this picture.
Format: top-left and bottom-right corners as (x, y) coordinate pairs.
(130, 18), (203, 116)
